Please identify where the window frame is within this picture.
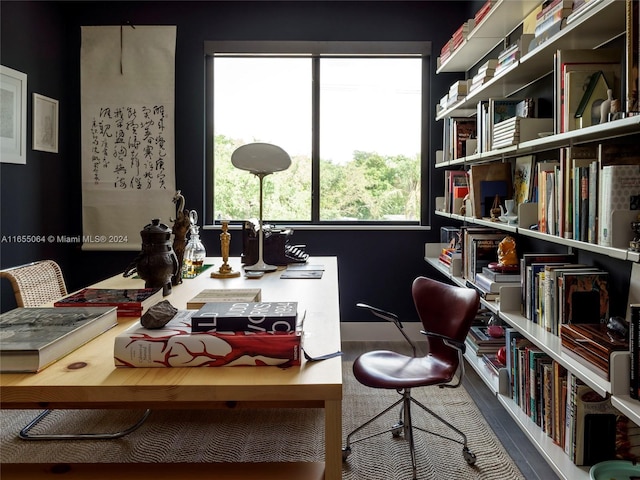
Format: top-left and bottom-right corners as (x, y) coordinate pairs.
(204, 41), (432, 227)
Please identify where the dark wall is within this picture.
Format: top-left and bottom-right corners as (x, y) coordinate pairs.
(0, 1), (475, 319)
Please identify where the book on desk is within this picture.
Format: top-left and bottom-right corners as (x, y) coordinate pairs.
(0, 306), (118, 372)
(114, 309), (303, 368)
(54, 287), (162, 317)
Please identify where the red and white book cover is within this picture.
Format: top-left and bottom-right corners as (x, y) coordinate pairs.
(114, 310), (302, 368)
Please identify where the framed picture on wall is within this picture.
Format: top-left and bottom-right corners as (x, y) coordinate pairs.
(627, 0), (639, 112)
(33, 93), (58, 153)
(0, 65), (27, 164)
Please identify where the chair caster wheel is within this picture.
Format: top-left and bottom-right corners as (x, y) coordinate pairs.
(342, 447), (351, 461)
(391, 421), (403, 438)
(463, 447), (476, 465)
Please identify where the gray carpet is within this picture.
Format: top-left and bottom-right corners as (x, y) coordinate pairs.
(0, 360), (524, 479)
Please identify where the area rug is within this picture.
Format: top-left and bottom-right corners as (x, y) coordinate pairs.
(0, 361), (524, 480)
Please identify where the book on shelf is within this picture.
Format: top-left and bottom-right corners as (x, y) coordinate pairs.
(463, 230), (504, 283)
(474, 271), (518, 294)
(481, 352), (506, 376)
(543, 265), (598, 334)
(466, 325), (504, 354)
(554, 48), (620, 134)
(566, 0), (601, 24)
(535, 160), (560, 234)
(563, 66), (618, 132)
(473, 0), (495, 26)
(480, 266), (521, 283)
(0, 306), (117, 373)
(560, 145), (598, 239)
(598, 164), (640, 248)
(467, 162), (513, 219)
(186, 288), (262, 309)
(534, 0), (573, 38)
(513, 155), (535, 209)
(491, 117), (553, 149)
(190, 301), (298, 333)
(444, 170), (469, 214)
(466, 279), (500, 302)
(54, 288), (163, 317)
(557, 270), (609, 325)
(114, 309), (303, 368)
(564, 381), (640, 466)
(452, 117), (477, 159)
(560, 322), (627, 379)
(587, 159), (599, 244)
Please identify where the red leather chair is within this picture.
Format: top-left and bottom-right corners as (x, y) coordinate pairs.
(342, 276), (480, 479)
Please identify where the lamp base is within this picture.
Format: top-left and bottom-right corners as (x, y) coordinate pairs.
(244, 260), (278, 272)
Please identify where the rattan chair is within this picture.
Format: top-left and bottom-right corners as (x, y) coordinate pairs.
(0, 260), (150, 440)
(342, 276), (480, 480)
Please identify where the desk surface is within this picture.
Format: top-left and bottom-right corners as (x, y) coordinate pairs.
(0, 256), (342, 408)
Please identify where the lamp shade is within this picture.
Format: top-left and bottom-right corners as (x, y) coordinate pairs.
(231, 143), (291, 174)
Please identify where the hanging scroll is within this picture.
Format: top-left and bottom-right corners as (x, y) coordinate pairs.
(80, 25), (176, 251)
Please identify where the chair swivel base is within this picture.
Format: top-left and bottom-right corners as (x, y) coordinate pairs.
(342, 389), (476, 480)
(19, 408), (152, 441)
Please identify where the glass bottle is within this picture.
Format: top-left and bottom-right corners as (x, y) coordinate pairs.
(182, 224), (206, 279)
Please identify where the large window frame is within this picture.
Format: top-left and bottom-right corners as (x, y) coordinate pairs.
(204, 41), (432, 227)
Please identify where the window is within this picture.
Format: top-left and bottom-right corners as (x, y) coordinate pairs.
(205, 41), (431, 226)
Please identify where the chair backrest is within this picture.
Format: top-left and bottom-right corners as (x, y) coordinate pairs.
(0, 260), (68, 308)
(412, 276), (480, 363)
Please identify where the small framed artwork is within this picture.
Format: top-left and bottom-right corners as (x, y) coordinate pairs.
(0, 65), (27, 164)
(627, 0), (639, 112)
(33, 93), (58, 153)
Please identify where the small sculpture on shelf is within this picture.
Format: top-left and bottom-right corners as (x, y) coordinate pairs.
(497, 235), (518, 268)
(211, 220), (241, 278)
(182, 210), (206, 279)
(490, 194), (501, 221)
(171, 190), (191, 286)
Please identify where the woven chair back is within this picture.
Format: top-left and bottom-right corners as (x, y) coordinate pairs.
(0, 260), (68, 307)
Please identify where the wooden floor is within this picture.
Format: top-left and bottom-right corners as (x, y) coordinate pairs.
(342, 341), (560, 480)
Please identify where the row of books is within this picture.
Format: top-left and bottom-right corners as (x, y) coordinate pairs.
(534, 145), (640, 247)
(520, 252), (612, 337)
(507, 326), (640, 465)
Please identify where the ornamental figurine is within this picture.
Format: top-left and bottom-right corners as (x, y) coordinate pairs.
(497, 235), (518, 267)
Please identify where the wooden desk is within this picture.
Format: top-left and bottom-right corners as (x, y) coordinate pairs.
(0, 257), (342, 480)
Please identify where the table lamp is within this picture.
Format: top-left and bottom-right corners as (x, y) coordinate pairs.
(231, 143), (291, 272)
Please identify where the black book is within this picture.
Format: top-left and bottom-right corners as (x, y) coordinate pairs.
(191, 302), (298, 333)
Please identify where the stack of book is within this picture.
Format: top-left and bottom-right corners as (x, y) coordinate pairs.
(494, 33), (534, 75)
(438, 247), (462, 276)
(447, 80), (470, 107)
(466, 324), (504, 355)
(438, 18), (475, 67)
(473, 0), (495, 28)
(474, 266), (521, 298)
(54, 287), (163, 318)
(532, 0), (573, 45)
(491, 116), (553, 149)
(469, 59), (498, 93)
(114, 303), (304, 368)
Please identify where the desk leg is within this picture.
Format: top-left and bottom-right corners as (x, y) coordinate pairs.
(324, 399), (342, 480)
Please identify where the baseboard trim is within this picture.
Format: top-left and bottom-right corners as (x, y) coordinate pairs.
(340, 321), (424, 342)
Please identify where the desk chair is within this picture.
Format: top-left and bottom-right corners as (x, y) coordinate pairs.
(342, 276), (480, 480)
(0, 260), (150, 440)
